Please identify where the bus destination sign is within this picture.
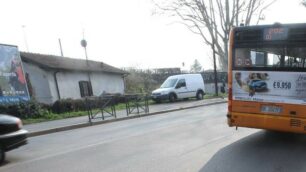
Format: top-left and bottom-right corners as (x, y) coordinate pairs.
(263, 27), (289, 41)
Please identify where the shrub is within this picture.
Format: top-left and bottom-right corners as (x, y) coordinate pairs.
(0, 100), (49, 119)
(51, 95), (127, 114)
(52, 99), (77, 114)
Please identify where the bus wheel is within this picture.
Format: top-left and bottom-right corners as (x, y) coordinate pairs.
(0, 146), (5, 165)
(196, 91), (204, 100)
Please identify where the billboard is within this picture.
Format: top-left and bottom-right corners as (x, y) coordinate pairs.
(0, 44), (29, 103)
(233, 70), (306, 105)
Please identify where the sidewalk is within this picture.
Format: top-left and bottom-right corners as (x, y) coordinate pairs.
(24, 98), (227, 137)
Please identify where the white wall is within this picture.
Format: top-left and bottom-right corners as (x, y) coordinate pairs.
(22, 62), (53, 104)
(91, 72), (124, 95)
(55, 71), (88, 99)
(205, 83), (228, 94)
(55, 71), (124, 100)
(47, 72), (60, 103)
(23, 62), (125, 103)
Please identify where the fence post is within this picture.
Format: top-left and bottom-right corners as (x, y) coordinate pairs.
(86, 98), (92, 125)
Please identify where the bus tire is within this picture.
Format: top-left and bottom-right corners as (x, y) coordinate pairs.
(0, 146), (5, 165)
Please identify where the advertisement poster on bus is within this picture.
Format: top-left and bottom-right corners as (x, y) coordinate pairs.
(0, 44), (30, 103)
(232, 70), (306, 105)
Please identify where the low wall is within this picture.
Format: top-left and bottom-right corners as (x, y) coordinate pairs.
(205, 83), (227, 94)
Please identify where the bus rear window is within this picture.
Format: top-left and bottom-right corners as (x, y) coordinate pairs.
(234, 47), (306, 69)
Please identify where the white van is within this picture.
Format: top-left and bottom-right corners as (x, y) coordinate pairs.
(151, 74), (205, 103)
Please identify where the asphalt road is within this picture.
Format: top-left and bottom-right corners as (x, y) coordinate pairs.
(1, 103), (306, 172)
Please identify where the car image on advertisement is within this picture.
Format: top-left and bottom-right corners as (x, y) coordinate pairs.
(249, 79), (268, 91)
(0, 114), (28, 164)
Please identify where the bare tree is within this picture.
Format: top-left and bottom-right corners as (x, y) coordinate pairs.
(124, 68), (159, 94)
(190, 59), (202, 73)
(154, 0), (276, 70)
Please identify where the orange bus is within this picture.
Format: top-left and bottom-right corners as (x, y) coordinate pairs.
(227, 23), (306, 134)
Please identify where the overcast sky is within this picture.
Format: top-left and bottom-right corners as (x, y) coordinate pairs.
(0, 0), (306, 70)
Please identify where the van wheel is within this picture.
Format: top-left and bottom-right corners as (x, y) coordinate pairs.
(169, 93), (176, 102)
(196, 91), (204, 100)
(0, 146), (5, 165)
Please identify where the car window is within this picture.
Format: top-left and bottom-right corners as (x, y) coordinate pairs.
(176, 79), (186, 88)
(160, 78), (178, 88)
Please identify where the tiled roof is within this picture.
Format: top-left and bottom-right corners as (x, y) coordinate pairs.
(20, 52), (127, 75)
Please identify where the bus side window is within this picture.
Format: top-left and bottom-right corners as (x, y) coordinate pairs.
(251, 51), (265, 67)
(235, 48), (252, 67)
(267, 53), (280, 67)
(244, 57), (252, 66)
(302, 58), (306, 68)
(235, 57), (243, 66)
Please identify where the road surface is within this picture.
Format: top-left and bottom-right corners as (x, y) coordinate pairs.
(1, 103), (306, 172)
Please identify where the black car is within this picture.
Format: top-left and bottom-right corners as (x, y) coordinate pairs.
(0, 114), (28, 164)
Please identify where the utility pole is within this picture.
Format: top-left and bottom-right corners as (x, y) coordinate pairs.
(212, 39), (218, 96)
(212, 21), (218, 96)
(81, 30), (92, 96)
(58, 39), (64, 56)
(81, 38), (91, 82)
(22, 25), (29, 52)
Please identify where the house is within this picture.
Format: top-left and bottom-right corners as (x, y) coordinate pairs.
(20, 52), (127, 104)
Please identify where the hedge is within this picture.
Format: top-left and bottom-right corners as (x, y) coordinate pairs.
(51, 96), (126, 114)
(0, 100), (49, 119)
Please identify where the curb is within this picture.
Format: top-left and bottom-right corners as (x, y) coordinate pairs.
(28, 100), (228, 137)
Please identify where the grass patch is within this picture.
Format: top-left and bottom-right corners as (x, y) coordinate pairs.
(23, 108), (105, 125)
(22, 110), (93, 125)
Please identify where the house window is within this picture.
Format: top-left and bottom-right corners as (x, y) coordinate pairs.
(79, 81), (93, 97)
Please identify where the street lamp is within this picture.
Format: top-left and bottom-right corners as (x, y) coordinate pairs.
(81, 39), (88, 61)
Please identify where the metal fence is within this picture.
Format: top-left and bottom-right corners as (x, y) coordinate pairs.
(85, 94), (150, 124)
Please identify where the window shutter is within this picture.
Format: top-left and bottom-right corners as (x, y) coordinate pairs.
(79, 81), (85, 97)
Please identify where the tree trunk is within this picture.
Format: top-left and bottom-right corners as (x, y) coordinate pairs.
(223, 40), (229, 71)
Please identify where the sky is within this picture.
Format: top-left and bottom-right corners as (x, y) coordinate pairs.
(0, 0), (306, 71)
